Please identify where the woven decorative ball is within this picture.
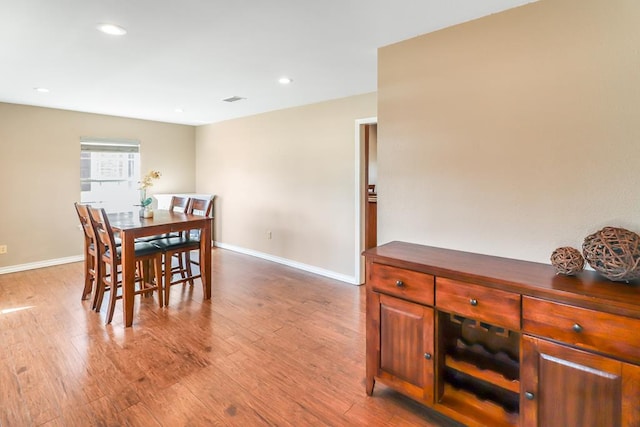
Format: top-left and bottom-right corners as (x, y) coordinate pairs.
(582, 226), (640, 282)
(550, 247), (585, 275)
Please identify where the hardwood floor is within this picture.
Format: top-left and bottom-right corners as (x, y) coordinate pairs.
(0, 248), (461, 426)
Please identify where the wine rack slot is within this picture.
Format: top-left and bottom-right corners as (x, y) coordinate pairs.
(444, 369), (519, 413)
(450, 338), (519, 382)
(440, 384), (520, 427)
(445, 354), (520, 393)
(438, 311), (521, 425)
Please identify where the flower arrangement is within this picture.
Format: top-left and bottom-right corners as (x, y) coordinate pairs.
(139, 170), (161, 208)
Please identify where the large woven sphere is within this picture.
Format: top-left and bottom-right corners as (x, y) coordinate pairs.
(550, 247), (585, 275)
(582, 227), (640, 282)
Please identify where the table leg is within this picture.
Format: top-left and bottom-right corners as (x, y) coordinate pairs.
(121, 231), (136, 327)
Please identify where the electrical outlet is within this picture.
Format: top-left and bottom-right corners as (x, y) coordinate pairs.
(0, 245), (7, 255)
(267, 231), (272, 240)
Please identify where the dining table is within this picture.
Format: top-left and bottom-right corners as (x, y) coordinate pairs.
(109, 210), (212, 327)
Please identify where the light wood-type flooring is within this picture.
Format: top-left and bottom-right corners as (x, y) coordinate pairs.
(0, 248), (461, 426)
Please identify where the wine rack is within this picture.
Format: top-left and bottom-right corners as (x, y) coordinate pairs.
(437, 313), (520, 427)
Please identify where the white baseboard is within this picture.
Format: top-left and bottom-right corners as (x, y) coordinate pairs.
(0, 255), (84, 275)
(0, 246), (361, 286)
(214, 241), (359, 285)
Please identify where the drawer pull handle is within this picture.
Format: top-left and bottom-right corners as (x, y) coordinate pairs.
(424, 353), (432, 360)
(525, 392), (535, 400)
(572, 323), (583, 333)
(469, 298), (478, 306)
(396, 280), (404, 288)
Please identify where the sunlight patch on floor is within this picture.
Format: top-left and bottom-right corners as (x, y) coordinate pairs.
(1, 306), (35, 315)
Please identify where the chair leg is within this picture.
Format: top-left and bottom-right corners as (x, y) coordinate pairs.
(93, 259), (107, 312)
(154, 255), (163, 308)
(164, 252), (172, 306)
(81, 251), (93, 300)
(184, 251), (195, 286)
(173, 253), (187, 280)
(105, 264), (118, 324)
(199, 248), (207, 297)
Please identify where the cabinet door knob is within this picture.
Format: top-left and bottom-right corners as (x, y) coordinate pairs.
(572, 323), (583, 333)
(469, 298), (478, 306)
(525, 392), (535, 400)
(424, 353), (432, 360)
(396, 280), (404, 288)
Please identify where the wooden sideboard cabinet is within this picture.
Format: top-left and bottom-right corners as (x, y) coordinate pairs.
(364, 241), (640, 427)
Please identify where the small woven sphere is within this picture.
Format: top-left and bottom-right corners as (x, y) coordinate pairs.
(550, 247), (585, 275)
(582, 226), (640, 282)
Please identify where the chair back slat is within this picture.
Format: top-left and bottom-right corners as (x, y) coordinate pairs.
(188, 198), (213, 217)
(74, 203), (96, 243)
(169, 196), (190, 213)
(88, 207), (119, 259)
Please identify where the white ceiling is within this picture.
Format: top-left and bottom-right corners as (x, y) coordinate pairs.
(0, 0), (536, 126)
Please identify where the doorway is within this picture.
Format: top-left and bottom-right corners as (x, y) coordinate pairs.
(364, 124), (378, 250)
(354, 117), (377, 285)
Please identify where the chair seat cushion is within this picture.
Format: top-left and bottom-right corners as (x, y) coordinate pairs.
(105, 241), (162, 258)
(91, 237), (121, 250)
(151, 236), (200, 250)
(136, 232), (180, 242)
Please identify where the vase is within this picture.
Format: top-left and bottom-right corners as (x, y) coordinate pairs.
(140, 206), (154, 218)
(139, 188), (154, 218)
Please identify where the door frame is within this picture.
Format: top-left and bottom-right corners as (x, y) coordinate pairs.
(354, 116), (378, 284)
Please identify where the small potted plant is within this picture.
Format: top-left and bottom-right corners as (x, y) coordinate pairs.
(139, 170), (161, 218)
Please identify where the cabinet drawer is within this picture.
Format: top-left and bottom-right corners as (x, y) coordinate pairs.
(369, 263), (434, 306)
(523, 296), (640, 363)
(436, 278), (521, 330)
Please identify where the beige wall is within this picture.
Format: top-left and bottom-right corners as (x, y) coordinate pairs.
(378, 0), (640, 263)
(195, 93), (376, 279)
(0, 102), (195, 268)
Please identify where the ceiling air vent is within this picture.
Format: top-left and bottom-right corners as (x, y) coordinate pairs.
(222, 96), (246, 103)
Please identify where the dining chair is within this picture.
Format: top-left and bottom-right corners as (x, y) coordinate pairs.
(152, 197), (213, 305)
(88, 206), (164, 324)
(74, 202), (100, 303)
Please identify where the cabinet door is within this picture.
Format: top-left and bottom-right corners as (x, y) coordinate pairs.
(375, 292), (435, 403)
(521, 335), (640, 427)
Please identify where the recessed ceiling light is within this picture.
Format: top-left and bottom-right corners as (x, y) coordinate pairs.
(34, 87), (50, 93)
(278, 77), (293, 85)
(97, 23), (127, 36)
(175, 108), (184, 113)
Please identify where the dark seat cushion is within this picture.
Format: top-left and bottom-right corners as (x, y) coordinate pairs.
(104, 241), (162, 259)
(90, 237), (121, 250)
(151, 235), (200, 251)
(136, 232), (180, 242)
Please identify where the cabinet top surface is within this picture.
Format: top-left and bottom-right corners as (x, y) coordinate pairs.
(364, 241), (640, 317)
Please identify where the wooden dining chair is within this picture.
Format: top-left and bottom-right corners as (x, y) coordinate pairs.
(74, 202), (100, 303)
(88, 206), (165, 324)
(151, 197), (213, 305)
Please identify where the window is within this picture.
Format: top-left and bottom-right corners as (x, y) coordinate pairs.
(80, 138), (141, 213)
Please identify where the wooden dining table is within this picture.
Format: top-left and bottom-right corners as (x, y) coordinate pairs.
(109, 210), (212, 327)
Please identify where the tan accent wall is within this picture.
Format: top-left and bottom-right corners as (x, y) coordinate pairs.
(378, 0), (640, 263)
(195, 93), (377, 278)
(0, 102), (195, 268)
